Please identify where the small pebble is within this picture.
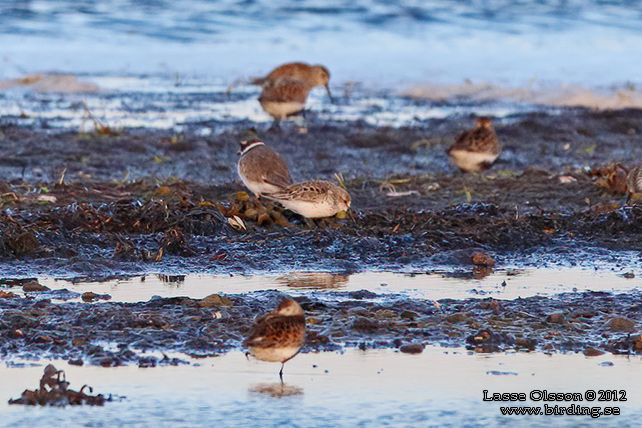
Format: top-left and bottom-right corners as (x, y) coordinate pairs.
(605, 317), (636, 332)
(400, 344), (424, 354)
(22, 282), (49, 293)
(546, 313), (565, 324)
(583, 347), (605, 357)
(486, 371), (518, 376)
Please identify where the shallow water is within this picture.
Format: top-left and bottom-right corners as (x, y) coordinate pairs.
(1, 1), (641, 89)
(2, 348), (641, 427)
(9, 267), (641, 303)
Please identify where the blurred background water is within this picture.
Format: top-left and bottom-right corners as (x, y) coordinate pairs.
(1, 0), (641, 88)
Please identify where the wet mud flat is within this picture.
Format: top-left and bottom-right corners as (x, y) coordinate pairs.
(1, 288), (641, 366)
(0, 172), (640, 277)
(1, 105), (642, 364)
(0, 107), (641, 276)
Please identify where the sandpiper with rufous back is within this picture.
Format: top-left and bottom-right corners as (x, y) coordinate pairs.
(447, 117), (502, 173)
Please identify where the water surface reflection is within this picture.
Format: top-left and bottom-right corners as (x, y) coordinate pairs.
(20, 267), (642, 303)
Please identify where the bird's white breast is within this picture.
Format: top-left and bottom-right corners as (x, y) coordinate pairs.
(448, 150), (499, 172)
(249, 345), (301, 363)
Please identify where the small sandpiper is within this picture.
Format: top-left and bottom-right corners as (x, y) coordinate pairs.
(258, 77), (313, 129)
(261, 180), (351, 219)
(244, 297), (306, 380)
(447, 117), (501, 173)
(252, 62), (332, 100)
(254, 62), (332, 130)
(626, 163), (642, 203)
(237, 129), (293, 196)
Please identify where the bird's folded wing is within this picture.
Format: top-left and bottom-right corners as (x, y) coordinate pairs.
(263, 173), (293, 189)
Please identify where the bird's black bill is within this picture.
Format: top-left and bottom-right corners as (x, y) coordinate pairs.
(325, 84), (334, 104)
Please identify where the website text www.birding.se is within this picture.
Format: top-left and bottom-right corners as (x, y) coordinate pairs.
(484, 390), (625, 418)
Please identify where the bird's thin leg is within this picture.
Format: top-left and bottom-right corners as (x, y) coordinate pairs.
(296, 111), (308, 134)
(279, 363), (285, 383)
(268, 119), (282, 133)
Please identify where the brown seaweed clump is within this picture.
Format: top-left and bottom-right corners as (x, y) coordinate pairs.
(589, 163), (629, 195)
(224, 191), (291, 227)
(8, 364), (108, 406)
